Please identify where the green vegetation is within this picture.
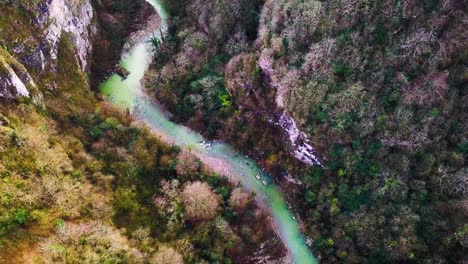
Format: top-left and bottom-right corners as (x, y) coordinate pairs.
(0, 44), (276, 264)
(147, 0), (468, 262)
(1, 0), (466, 262)
(0, 1), (282, 262)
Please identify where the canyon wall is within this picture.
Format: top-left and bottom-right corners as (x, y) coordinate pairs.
(0, 0), (95, 101)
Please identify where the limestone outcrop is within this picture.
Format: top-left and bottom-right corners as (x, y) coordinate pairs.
(0, 0), (95, 100)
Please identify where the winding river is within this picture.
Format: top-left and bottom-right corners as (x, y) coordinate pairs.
(100, 1), (318, 263)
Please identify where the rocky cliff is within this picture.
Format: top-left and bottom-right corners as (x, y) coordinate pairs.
(38, 0), (95, 71)
(0, 0), (156, 100)
(0, 0), (95, 101)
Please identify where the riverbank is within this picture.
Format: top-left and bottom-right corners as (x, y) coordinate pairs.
(100, 0), (319, 263)
(142, 0), (468, 262)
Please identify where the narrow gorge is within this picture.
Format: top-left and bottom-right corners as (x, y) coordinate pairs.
(0, 0), (466, 263)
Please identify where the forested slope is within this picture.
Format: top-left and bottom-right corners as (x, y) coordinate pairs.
(149, 0), (467, 262)
(0, 1), (283, 263)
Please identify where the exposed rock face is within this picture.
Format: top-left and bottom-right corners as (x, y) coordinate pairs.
(21, 47), (46, 72)
(278, 113), (321, 166)
(37, 0), (95, 70)
(0, 49), (37, 99)
(0, 0), (95, 100)
(0, 63), (30, 98)
(123, 12), (162, 53)
(258, 51), (322, 166)
(90, 0), (157, 85)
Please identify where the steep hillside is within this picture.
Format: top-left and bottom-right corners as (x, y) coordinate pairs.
(147, 0), (467, 262)
(90, 0), (158, 85)
(0, 1), (284, 263)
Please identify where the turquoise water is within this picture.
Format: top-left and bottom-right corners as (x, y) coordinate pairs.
(100, 1), (318, 263)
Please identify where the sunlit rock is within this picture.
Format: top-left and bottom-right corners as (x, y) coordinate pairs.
(37, 0), (95, 70)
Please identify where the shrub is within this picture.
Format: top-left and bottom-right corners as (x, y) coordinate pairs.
(153, 246), (184, 264)
(229, 188), (251, 213)
(302, 167), (323, 187)
(304, 190), (318, 205)
(456, 142), (468, 157)
(422, 0), (439, 12)
(439, 168), (468, 197)
(153, 180), (184, 235)
(0, 208), (30, 237)
(39, 221), (145, 263)
(373, 23), (389, 46)
(100, 117), (121, 130)
(176, 151), (201, 178)
(182, 181), (220, 222)
(285, 80), (329, 126)
(331, 60), (350, 79)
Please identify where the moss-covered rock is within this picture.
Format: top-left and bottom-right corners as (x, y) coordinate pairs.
(0, 48), (39, 99)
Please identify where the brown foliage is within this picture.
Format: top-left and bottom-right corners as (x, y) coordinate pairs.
(176, 151), (201, 177)
(229, 188), (251, 213)
(153, 246), (184, 264)
(182, 181), (219, 222)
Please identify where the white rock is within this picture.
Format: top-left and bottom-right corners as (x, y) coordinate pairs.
(279, 113), (322, 166)
(6, 65), (29, 96)
(39, 0), (94, 70)
(0, 61), (35, 98)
